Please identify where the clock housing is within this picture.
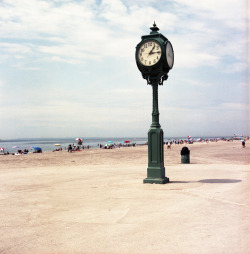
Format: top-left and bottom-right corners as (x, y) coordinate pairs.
(165, 41), (174, 69)
(135, 23), (174, 83)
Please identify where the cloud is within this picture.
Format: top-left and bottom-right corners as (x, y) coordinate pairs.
(178, 78), (211, 88)
(160, 101), (249, 137)
(221, 102), (249, 111)
(0, 0), (246, 70)
(174, 0), (245, 30)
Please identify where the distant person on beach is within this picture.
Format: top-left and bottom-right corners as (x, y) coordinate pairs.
(242, 141), (246, 148)
(68, 144), (72, 152)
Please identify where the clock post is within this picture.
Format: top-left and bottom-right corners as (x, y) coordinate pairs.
(135, 22), (174, 184)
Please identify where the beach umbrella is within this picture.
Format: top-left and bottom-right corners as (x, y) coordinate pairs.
(54, 144), (61, 146)
(124, 140), (130, 143)
(75, 138), (82, 141)
(12, 146), (19, 149)
(107, 141), (113, 143)
(32, 147), (42, 151)
(0, 147), (4, 151)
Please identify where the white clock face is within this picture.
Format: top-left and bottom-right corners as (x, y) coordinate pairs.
(138, 40), (162, 66)
(166, 42), (174, 68)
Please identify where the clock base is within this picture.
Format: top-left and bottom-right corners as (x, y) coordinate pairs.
(143, 177), (169, 184)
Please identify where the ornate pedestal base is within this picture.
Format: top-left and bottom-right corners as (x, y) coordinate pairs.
(143, 127), (169, 184)
(143, 176), (169, 184)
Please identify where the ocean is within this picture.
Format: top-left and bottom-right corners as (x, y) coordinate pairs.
(0, 137), (149, 153)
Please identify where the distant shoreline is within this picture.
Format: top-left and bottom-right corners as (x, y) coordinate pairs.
(0, 135), (249, 154)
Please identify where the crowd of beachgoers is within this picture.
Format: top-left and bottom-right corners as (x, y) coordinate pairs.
(67, 142), (137, 152)
(0, 141), (138, 155)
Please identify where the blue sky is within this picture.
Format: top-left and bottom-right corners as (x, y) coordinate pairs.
(0, 0), (249, 139)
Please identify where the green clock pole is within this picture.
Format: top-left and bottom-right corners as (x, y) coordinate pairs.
(143, 76), (169, 184)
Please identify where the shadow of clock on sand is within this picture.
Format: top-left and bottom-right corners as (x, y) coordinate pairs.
(199, 179), (242, 183)
(171, 179), (242, 184)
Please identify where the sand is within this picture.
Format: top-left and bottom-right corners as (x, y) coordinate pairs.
(0, 141), (249, 254)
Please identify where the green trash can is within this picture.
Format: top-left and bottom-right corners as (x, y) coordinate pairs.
(181, 147), (190, 164)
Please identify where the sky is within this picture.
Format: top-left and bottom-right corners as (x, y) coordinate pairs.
(0, 0), (249, 139)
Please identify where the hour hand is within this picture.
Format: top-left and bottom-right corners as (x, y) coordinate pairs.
(148, 44), (155, 55)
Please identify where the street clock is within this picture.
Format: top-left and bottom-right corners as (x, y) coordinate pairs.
(135, 22), (174, 85)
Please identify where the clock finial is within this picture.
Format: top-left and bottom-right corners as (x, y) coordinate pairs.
(150, 21), (159, 34)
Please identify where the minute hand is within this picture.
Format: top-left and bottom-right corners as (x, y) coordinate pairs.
(150, 51), (161, 54)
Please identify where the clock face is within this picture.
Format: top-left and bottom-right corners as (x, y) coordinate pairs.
(166, 42), (174, 68)
(138, 40), (162, 66)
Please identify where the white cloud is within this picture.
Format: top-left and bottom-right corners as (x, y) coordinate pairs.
(178, 78), (211, 87)
(160, 101), (249, 137)
(175, 46), (220, 68)
(222, 62), (248, 73)
(174, 0), (245, 30)
(221, 102), (249, 111)
(0, 42), (33, 64)
(0, 0), (246, 69)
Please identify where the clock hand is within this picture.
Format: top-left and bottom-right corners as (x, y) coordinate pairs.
(148, 44), (155, 56)
(150, 51), (161, 54)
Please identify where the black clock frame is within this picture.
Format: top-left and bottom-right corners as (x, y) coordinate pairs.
(135, 25), (173, 85)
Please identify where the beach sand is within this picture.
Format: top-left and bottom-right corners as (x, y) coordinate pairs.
(0, 141), (249, 254)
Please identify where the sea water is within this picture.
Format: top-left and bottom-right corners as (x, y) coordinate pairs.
(0, 137), (149, 153)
